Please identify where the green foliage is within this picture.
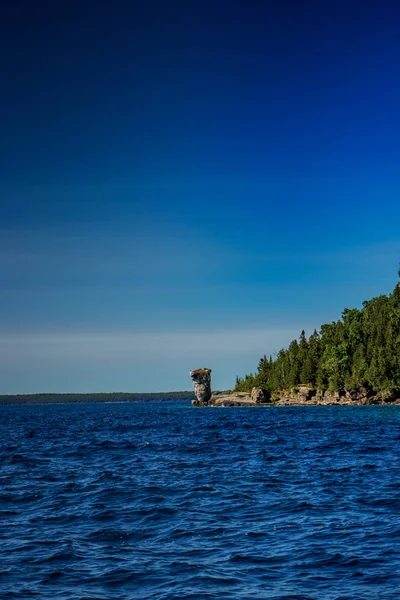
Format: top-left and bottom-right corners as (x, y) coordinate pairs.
(234, 275), (400, 395)
(235, 372), (257, 393)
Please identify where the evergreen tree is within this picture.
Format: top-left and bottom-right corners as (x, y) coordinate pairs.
(234, 270), (400, 396)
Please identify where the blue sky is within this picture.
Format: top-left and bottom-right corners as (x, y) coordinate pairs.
(1, 1), (400, 393)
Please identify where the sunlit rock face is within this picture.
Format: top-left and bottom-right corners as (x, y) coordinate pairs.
(190, 368), (212, 406)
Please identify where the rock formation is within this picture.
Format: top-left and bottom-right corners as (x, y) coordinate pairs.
(190, 380), (272, 407)
(189, 370), (400, 407)
(209, 391), (254, 406)
(251, 387), (271, 404)
(190, 368), (212, 406)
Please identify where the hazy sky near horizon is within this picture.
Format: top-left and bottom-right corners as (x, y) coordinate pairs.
(1, 0), (400, 393)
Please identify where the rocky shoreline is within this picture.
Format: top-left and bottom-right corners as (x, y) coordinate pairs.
(190, 369), (400, 407)
(201, 388), (400, 407)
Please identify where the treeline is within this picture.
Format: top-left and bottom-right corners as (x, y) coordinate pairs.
(0, 391), (195, 405)
(235, 280), (400, 395)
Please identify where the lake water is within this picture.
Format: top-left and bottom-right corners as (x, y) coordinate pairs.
(1, 401), (400, 599)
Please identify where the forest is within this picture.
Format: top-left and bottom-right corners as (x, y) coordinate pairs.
(235, 277), (400, 396)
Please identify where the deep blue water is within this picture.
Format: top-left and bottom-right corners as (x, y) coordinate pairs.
(1, 402), (400, 599)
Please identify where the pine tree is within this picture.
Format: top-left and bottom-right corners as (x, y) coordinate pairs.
(234, 269), (400, 396)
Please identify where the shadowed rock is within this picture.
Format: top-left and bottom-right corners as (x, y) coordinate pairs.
(251, 387), (271, 404)
(190, 368), (212, 406)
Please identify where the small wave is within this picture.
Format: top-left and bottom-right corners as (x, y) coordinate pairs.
(2, 402), (400, 599)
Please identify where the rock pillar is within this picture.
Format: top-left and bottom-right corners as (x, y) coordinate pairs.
(190, 368), (212, 406)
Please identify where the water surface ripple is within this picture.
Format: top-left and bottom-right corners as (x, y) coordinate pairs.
(1, 402), (400, 599)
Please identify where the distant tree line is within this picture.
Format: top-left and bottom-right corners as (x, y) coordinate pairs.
(0, 391), (195, 405)
(235, 278), (400, 395)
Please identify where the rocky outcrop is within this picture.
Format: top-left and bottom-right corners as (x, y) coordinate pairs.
(189, 370), (400, 407)
(372, 389), (400, 404)
(190, 368), (212, 406)
(275, 385), (316, 405)
(201, 387), (272, 407)
(210, 391), (254, 406)
(251, 387), (272, 404)
(276, 385), (400, 406)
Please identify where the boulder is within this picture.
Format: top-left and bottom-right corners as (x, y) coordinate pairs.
(251, 387), (271, 404)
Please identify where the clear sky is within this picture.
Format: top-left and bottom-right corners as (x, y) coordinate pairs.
(1, 0), (400, 393)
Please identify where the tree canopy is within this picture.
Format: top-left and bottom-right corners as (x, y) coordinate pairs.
(235, 279), (400, 395)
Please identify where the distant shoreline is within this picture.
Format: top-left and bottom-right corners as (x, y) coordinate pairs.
(0, 391), (195, 406)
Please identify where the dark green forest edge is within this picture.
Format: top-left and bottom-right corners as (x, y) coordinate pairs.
(0, 392), (194, 406)
(235, 275), (400, 405)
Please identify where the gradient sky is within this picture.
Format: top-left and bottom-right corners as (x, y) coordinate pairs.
(1, 0), (400, 393)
